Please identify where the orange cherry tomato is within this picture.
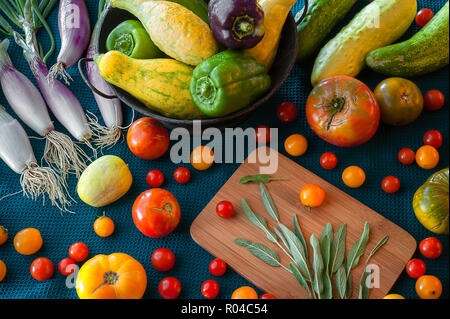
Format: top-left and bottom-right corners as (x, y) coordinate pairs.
(285, 134), (308, 157)
(132, 188), (181, 238)
(300, 184), (325, 210)
(0, 226), (8, 246)
(14, 228), (43, 255)
(0, 260), (6, 282)
(416, 145), (439, 169)
(76, 253), (147, 299)
(416, 275), (442, 299)
(231, 286), (258, 299)
(127, 117), (169, 160)
(191, 146), (214, 171)
(94, 214), (115, 238)
(342, 166), (366, 188)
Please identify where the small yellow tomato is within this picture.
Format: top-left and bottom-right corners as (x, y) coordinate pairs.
(14, 228), (43, 255)
(416, 275), (442, 299)
(300, 184), (325, 210)
(285, 134), (308, 156)
(0, 226), (8, 246)
(383, 294), (405, 299)
(231, 286), (258, 299)
(94, 214), (115, 238)
(0, 260), (6, 282)
(191, 146), (214, 171)
(342, 166), (366, 188)
(416, 145), (439, 170)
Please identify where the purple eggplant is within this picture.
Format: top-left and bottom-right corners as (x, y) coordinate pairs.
(209, 0), (265, 49)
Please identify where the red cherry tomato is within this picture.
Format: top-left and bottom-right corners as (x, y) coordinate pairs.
(382, 176), (401, 194)
(277, 102), (298, 122)
(216, 201), (235, 218)
(127, 118), (169, 160)
(158, 277), (182, 299)
(30, 257), (54, 281)
(406, 259), (426, 279)
(416, 8), (434, 27)
(419, 237), (443, 259)
(320, 152), (338, 170)
(209, 258), (227, 276)
(174, 167), (191, 184)
(260, 293), (278, 299)
(255, 126), (271, 144)
(201, 280), (220, 299)
(398, 148), (416, 165)
(423, 130), (443, 148)
(69, 242), (89, 262)
(58, 258), (76, 276)
(424, 90), (445, 111)
(151, 248), (176, 272)
(146, 170), (164, 188)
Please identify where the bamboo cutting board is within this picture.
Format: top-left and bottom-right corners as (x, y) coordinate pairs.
(191, 147), (417, 299)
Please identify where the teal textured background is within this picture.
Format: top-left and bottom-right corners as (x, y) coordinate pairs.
(0, 0), (448, 299)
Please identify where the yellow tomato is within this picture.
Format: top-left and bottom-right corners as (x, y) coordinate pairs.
(13, 228), (43, 255)
(285, 134), (308, 156)
(76, 253), (147, 299)
(191, 146), (214, 171)
(300, 184), (326, 209)
(0, 260), (6, 282)
(94, 214), (115, 238)
(416, 145), (439, 170)
(231, 286), (258, 299)
(416, 275), (442, 299)
(0, 226), (8, 246)
(383, 294), (405, 299)
(342, 166), (366, 188)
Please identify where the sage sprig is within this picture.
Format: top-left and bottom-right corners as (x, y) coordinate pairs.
(260, 183), (279, 222)
(293, 214), (309, 259)
(310, 234), (324, 299)
(366, 235), (389, 264)
(330, 224), (347, 274)
(239, 174), (287, 184)
(241, 198), (277, 244)
(320, 223), (333, 299)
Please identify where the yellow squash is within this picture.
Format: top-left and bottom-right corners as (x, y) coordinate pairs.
(245, 0), (297, 68)
(110, 0), (218, 66)
(77, 155), (132, 207)
(95, 51), (204, 119)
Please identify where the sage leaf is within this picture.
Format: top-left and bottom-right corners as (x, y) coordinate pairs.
(310, 234), (324, 299)
(274, 226), (289, 250)
(320, 223), (333, 299)
(358, 267), (371, 299)
(260, 183), (279, 222)
(335, 265), (347, 299)
(330, 224), (347, 274)
(293, 214), (308, 259)
(345, 222), (370, 272)
(366, 235), (389, 264)
(247, 243), (282, 267)
(241, 198), (277, 243)
(345, 271), (353, 299)
(239, 174), (286, 184)
(289, 262), (312, 299)
(235, 238), (252, 248)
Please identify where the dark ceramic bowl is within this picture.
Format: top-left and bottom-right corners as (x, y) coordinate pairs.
(93, 7), (298, 131)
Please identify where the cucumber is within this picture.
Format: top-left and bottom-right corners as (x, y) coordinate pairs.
(311, 0), (417, 86)
(295, 0), (358, 63)
(366, 1), (449, 77)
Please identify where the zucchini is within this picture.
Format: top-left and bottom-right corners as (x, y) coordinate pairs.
(311, 0), (417, 85)
(366, 1), (449, 77)
(295, 0), (358, 63)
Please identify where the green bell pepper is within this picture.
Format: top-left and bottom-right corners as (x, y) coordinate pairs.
(190, 50), (271, 117)
(106, 20), (164, 59)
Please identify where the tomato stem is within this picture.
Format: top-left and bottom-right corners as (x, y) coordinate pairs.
(103, 271), (119, 285)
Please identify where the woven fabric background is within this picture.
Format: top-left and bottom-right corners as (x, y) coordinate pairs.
(0, 0), (448, 299)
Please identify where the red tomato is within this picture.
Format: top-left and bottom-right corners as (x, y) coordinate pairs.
(382, 176), (400, 194)
(58, 258), (76, 276)
(209, 258), (227, 276)
(406, 259), (426, 279)
(216, 201), (235, 218)
(127, 118), (169, 160)
(423, 130), (443, 148)
(69, 242), (89, 262)
(151, 248), (176, 272)
(398, 148), (416, 165)
(320, 152), (338, 170)
(306, 76), (380, 147)
(201, 280), (220, 299)
(260, 293), (278, 299)
(158, 277), (182, 299)
(419, 237), (443, 259)
(146, 170), (164, 188)
(255, 126), (271, 144)
(174, 167), (191, 184)
(424, 90), (445, 111)
(277, 102), (298, 122)
(30, 257), (54, 281)
(416, 8), (434, 27)
(132, 189), (181, 238)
